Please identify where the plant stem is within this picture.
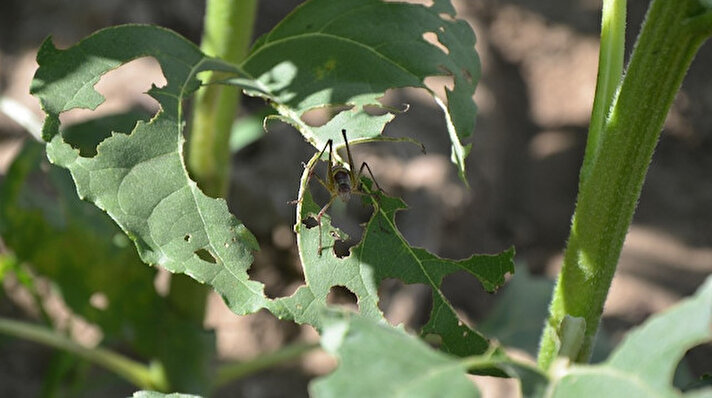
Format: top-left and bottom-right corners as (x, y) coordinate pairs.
(212, 342), (319, 390)
(538, 0), (711, 369)
(0, 317), (169, 391)
(188, 0), (258, 198)
(578, 0), (626, 185)
(171, 0), (259, 325)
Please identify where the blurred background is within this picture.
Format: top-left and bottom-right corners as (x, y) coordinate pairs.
(1, 0), (711, 396)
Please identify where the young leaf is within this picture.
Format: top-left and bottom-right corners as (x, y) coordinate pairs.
(235, 0), (480, 180)
(310, 312), (479, 398)
(31, 25), (269, 316)
(548, 276), (712, 397)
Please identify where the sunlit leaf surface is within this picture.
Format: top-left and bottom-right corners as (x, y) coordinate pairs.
(29, 0), (509, 384)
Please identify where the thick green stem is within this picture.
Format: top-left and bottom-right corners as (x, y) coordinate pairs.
(171, 0), (258, 325)
(0, 317), (169, 391)
(188, 0), (258, 198)
(538, 0), (711, 369)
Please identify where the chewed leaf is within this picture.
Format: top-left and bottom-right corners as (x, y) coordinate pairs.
(31, 25), (269, 315)
(356, 184), (515, 357)
(310, 312), (479, 398)
(30, 0), (490, 373)
(548, 276), (712, 397)
(274, 150), (515, 360)
(234, 0), (480, 181)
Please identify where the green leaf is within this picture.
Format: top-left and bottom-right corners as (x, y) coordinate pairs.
(0, 140), (214, 392)
(310, 312), (479, 398)
(236, 0), (480, 181)
(31, 25), (269, 316)
(548, 276), (712, 397)
(30, 7), (491, 372)
(273, 168), (514, 359)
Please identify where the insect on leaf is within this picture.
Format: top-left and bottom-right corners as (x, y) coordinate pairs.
(269, 152), (515, 360)
(29, 0), (502, 372)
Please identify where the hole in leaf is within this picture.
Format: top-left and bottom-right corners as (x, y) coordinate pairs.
(58, 56), (166, 156)
(302, 216), (318, 229)
(438, 12), (455, 21)
(332, 239), (352, 258)
(184, 234), (191, 242)
(321, 198), (371, 256)
(422, 31), (449, 55)
(674, 344), (712, 392)
(424, 75), (455, 100)
(247, 246), (301, 300)
(300, 104), (353, 127)
(378, 279), (431, 329)
(327, 285), (358, 312)
(194, 248), (217, 264)
(59, 57), (166, 125)
(371, 87), (412, 113)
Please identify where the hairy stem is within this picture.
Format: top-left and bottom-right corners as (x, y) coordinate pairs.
(188, 0), (258, 198)
(172, 0), (258, 325)
(538, 0), (711, 369)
